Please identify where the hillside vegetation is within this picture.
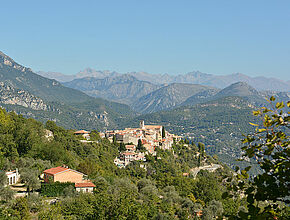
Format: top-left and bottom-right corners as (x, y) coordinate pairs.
(0, 107), (241, 219)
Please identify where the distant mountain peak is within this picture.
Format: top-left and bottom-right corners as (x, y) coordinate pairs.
(215, 81), (260, 98)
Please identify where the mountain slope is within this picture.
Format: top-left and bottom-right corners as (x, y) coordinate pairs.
(181, 82), (290, 108)
(181, 88), (220, 106)
(0, 51), (134, 129)
(63, 74), (161, 104)
(132, 83), (216, 113)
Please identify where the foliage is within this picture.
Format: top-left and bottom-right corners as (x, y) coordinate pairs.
(40, 182), (75, 197)
(2, 99), (288, 219)
(21, 169), (41, 194)
(225, 97), (290, 219)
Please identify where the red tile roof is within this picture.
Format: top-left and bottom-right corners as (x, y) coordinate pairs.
(43, 166), (69, 175)
(75, 182), (96, 188)
(125, 145), (135, 149)
(145, 125), (162, 129)
(74, 130), (89, 134)
(122, 152), (136, 156)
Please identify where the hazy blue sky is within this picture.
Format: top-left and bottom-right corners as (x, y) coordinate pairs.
(1, 0), (289, 79)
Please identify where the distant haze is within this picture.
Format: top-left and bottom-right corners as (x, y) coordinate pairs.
(37, 68), (290, 92)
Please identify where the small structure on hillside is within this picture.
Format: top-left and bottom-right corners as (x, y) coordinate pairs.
(43, 166), (85, 183)
(5, 169), (20, 186)
(74, 130), (90, 140)
(75, 182), (96, 193)
(44, 129), (54, 141)
(125, 145), (136, 152)
(43, 166), (95, 193)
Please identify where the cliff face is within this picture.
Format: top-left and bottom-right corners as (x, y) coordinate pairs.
(0, 51), (135, 130)
(0, 82), (48, 110)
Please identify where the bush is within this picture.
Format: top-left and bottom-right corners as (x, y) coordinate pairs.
(40, 182), (74, 197)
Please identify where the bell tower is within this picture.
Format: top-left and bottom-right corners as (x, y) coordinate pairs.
(140, 120), (145, 129)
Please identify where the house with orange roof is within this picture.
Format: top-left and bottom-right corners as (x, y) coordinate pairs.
(75, 182), (96, 193)
(43, 166), (85, 183)
(120, 152), (137, 165)
(74, 130), (90, 140)
(43, 166), (95, 193)
(125, 145), (136, 152)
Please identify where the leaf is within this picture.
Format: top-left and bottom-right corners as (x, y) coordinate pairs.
(275, 102), (284, 109)
(249, 122), (259, 127)
(270, 96), (276, 101)
(287, 101), (290, 108)
(244, 166), (252, 172)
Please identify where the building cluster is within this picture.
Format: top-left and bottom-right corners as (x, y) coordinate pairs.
(106, 121), (181, 167)
(113, 145), (146, 168)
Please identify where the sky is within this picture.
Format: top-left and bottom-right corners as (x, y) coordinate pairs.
(0, 0), (289, 79)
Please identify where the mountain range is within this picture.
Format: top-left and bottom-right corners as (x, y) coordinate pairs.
(0, 51), (134, 130)
(63, 74), (161, 105)
(63, 73), (289, 113)
(37, 68), (290, 92)
(37, 67), (289, 114)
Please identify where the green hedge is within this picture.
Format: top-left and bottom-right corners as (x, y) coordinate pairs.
(40, 182), (74, 197)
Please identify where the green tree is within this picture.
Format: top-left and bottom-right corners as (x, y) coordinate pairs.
(162, 126), (166, 138)
(198, 142), (205, 157)
(226, 97), (290, 219)
(0, 187), (15, 202)
(0, 171), (6, 187)
(119, 142), (126, 152)
(90, 130), (100, 141)
(137, 139), (145, 151)
(21, 169), (40, 195)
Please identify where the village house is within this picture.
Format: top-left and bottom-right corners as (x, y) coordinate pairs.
(43, 166), (85, 183)
(43, 166), (95, 193)
(75, 182), (96, 193)
(5, 169), (20, 186)
(125, 144), (136, 152)
(74, 130), (90, 140)
(114, 151), (146, 167)
(120, 152), (137, 166)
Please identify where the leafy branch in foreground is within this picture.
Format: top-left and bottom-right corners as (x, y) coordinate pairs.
(225, 97), (290, 219)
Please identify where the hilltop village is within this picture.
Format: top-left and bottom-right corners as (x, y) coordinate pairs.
(104, 121), (181, 167)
